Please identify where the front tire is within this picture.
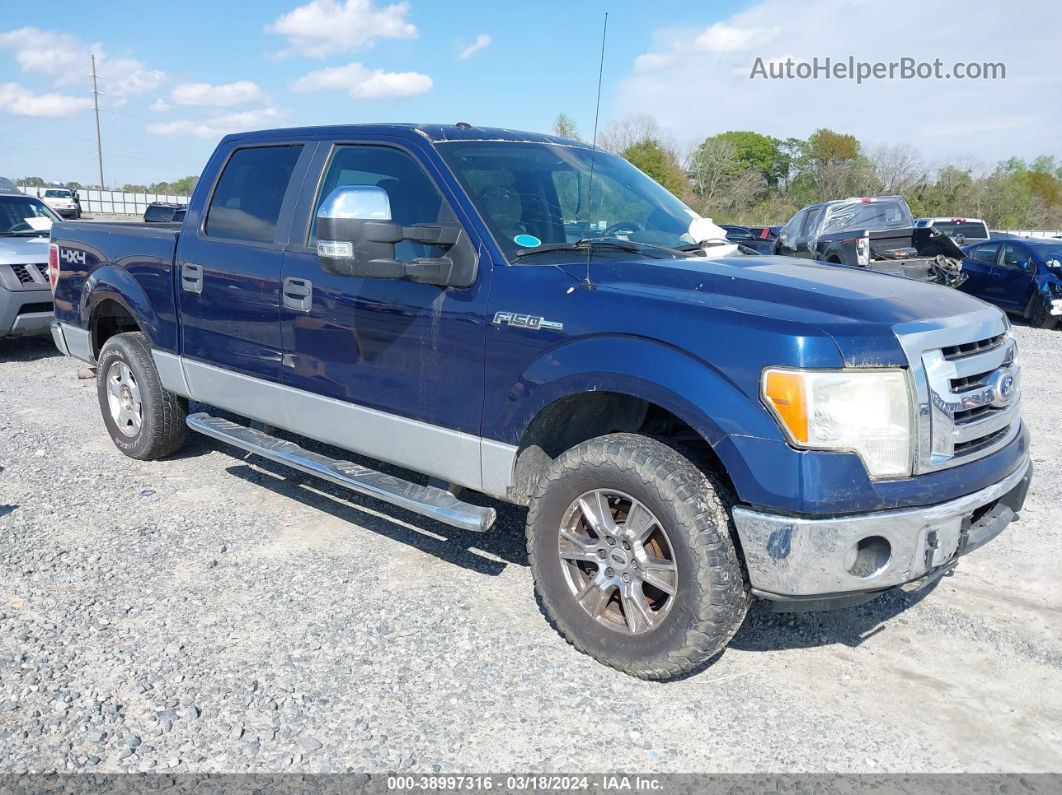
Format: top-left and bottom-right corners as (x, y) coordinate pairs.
(96, 332), (187, 459)
(1027, 294), (1058, 330)
(526, 434), (749, 679)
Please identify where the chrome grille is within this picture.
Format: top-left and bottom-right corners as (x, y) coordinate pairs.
(894, 309), (1021, 473)
(940, 333), (1005, 361)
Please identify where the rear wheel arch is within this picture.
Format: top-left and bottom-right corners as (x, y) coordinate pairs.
(88, 296), (147, 359)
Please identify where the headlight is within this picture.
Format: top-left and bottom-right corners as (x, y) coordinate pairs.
(762, 368), (913, 479)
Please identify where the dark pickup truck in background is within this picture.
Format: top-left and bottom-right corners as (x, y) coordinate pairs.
(775, 195), (968, 286)
(47, 124), (1030, 679)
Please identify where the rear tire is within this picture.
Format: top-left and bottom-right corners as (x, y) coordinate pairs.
(1027, 294), (1058, 330)
(96, 332), (187, 460)
(526, 434), (749, 680)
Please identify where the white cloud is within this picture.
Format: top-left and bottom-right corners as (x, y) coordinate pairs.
(619, 0), (1062, 163)
(694, 23), (779, 53)
(265, 0), (417, 58)
(0, 82), (93, 117)
(293, 62), (431, 98)
(0, 27), (164, 101)
(457, 34), (491, 61)
(171, 81), (264, 107)
(150, 97), (171, 112)
(147, 107), (286, 139)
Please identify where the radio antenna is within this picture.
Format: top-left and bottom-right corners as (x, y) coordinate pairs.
(581, 12), (608, 291)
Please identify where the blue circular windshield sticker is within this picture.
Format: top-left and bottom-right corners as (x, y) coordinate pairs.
(514, 234), (541, 247)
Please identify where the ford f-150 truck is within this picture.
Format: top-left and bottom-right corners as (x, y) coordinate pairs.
(48, 124), (1031, 679)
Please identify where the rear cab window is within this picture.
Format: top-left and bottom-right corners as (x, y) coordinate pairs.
(932, 220), (989, 239)
(205, 145), (304, 243)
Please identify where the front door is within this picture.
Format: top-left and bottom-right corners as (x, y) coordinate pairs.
(277, 140), (490, 488)
(996, 243), (1036, 311)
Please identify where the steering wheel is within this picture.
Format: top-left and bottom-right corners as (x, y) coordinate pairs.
(8, 220), (32, 233)
(602, 221), (641, 238)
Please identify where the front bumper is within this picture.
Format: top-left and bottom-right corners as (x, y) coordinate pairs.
(0, 286), (53, 338)
(731, 455), (1031, 599)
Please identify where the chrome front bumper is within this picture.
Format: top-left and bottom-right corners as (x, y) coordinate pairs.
(732, 455), (1031, 600)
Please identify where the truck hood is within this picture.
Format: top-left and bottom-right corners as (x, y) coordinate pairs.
(559, 254), (995, 366)
(0, 235), (51, 264)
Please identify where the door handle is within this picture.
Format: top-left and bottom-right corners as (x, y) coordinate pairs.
(283, 277), (313, 312)
(181, 262), (203, 294)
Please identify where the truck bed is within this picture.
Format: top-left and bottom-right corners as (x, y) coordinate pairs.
(50, 220), (182, 351)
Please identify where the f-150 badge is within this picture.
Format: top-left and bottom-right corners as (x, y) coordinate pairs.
(492, 311), (564, 331)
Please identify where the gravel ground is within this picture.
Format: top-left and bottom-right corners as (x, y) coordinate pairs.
(0, 325), (1059, 774)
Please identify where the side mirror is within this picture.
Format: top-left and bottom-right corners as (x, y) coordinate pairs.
(316, 185), (468, 286)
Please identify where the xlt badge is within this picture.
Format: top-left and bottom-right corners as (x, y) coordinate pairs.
(492, 311), (564, 332)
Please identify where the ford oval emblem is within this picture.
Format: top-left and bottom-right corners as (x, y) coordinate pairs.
(988, 368), (1016, 408)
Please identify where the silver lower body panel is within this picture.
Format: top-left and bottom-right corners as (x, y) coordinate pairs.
(732, 455), (1031, 599)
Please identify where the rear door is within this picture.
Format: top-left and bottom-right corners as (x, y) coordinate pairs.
(275, 137), (491, 489)
(996, 242), (1036, 310)
(959, 242), (1001, 302)
(175, 140), (312, 395)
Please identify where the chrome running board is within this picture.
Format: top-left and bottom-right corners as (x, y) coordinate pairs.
(187, 412), (496, 533)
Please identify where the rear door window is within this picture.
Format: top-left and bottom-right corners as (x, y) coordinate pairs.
(969, 243), (1001, 263)
(205, 145), (303, 243)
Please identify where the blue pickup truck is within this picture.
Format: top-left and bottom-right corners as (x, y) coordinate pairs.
(48, 124), (1031, 679)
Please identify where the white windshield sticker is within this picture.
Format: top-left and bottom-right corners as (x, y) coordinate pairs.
(25, 216), (52, 231)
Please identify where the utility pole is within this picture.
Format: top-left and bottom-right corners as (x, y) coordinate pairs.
(91, 55), (105, 190)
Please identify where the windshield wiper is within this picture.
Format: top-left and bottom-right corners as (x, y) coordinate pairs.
(513, 237), (681, 260)
(0, 230), (48, 237)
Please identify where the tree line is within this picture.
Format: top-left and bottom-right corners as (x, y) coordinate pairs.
(15, 175), (199, 196)
(553, 113), (1062, 230)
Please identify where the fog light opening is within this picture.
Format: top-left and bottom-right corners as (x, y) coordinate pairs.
(847, 535), (892, 578)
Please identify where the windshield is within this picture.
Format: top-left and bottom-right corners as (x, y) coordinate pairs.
(44, 189), (71, 198)
(436, 141), (703, 262)
(820, 199), (914, 235)
(930, 221), (988, 238)
(0, 196), (60, 235)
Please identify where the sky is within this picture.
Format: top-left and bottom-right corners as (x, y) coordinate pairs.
(0, 0), (1058, 187)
